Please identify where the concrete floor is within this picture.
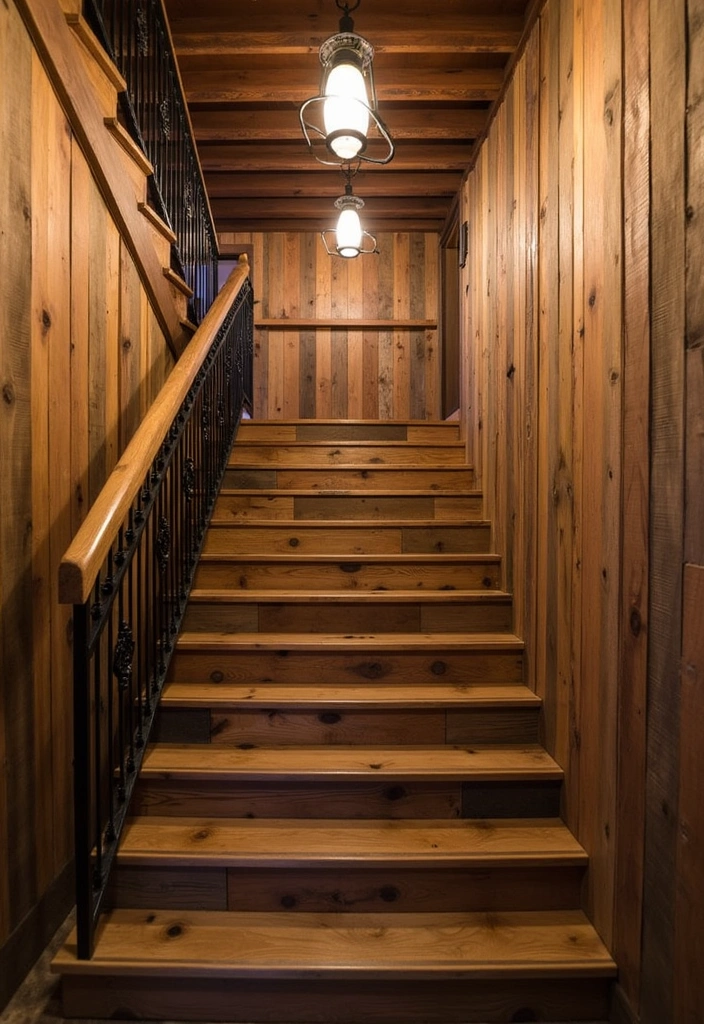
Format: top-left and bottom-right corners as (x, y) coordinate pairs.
(0, 911), (609, 1024)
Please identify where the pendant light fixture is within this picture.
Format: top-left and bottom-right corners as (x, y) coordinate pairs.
(321, 170), (378, 258)
(299, 0), (394, 167)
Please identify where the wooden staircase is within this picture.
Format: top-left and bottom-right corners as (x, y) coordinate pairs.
(53, 419), (616, 1022)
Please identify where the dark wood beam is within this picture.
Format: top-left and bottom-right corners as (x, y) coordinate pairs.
(170, 19), (524, 56)
(183, 67), (504, 105)
(216, 218), (445, 233)
(209, 195), (451, 219)
(197, 142), (475, 172)
(204, 171), (463, 198)
(190, 107), (488, 141)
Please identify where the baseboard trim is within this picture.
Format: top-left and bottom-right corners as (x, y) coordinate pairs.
(611, 982), (640, 1024)
(0, 858), (74, 1012)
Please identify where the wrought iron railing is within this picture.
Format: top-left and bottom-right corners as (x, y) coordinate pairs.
(84, 0), (218, 323)
(60, 260), (252, 959)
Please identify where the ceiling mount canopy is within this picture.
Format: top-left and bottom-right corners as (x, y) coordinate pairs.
(321, 167), (378, 258)
(299, 0), (395, 168)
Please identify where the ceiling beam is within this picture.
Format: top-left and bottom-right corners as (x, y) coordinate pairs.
(216, 218), (445, 234)
(203, 171), (463, 198)
(183, 67), (504, 105)
(190, 107), (488, 141)
(209, 195), (451, 218)
(196, 142), (475, 172)
(170, 20), (524, 56)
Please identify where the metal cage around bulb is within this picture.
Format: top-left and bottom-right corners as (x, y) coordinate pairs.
(321, 189), (379, 258)
(299, 14), (394, 167)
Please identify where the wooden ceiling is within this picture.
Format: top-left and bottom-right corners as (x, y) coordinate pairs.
(164, 0), (537, 236)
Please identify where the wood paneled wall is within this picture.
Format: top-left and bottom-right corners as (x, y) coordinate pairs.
(219, 232), (440, 421)
(0, 1), (173, 1004)
(461, 0), (704, 1021)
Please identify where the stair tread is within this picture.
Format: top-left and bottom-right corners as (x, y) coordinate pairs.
(229, 440), (468, 449)
(53, 908), (616, 978)
(117, 816), (587, 867)
(176, 632), (523, 652)
(141, 744), (561, 781)
(160, 681), (540, 708)
(218, 489), (479, 496)
(207, 519), (491, 527)
(198, 553), (499, 563)
(188, 589), (512, 605)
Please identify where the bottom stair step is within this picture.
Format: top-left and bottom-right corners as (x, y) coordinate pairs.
(54, 909), (616, 1022)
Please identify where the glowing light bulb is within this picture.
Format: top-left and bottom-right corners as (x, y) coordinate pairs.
(336, 205), (363, 257)
(323, 62), (370, 159)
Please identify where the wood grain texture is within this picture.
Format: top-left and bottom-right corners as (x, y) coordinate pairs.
(0, 0), (33, 948)
(674, 564), (704, 1024)
(0, 5), (179, 992)
(15, 0), (188, 355)
(461, 0), (623, 956)
(640, 1), (686, 1020)
(220, 232), (439, 420)
(614, 0), (650, 1008)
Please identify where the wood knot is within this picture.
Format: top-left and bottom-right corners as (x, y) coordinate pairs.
(288, 537), (300, 547)
(280, 895), (297, 909)
(166, 924), (183, 938)
(357, 661), (386, 680)
(379, 885), (400, 903)
(2, 382), (15, 405)
(210, 670), (224, 683)
(431, 661), (447, 676)
(384, 785), (406, 801)
(319, 712), (341, 724)
(630, 607), (641, 637)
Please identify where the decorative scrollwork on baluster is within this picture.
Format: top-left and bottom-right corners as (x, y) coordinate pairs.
(184, 181), (194, 220)
(135, 5), (149, 56)
(159, 98), (171, 140)
(113, 622), (135, 692)
(202, 394), (211, 442)
(217, 393), (225, 428)
(224, 348), (234, 385)
(155, 516), (171, 576)
(183, 457), (196, 502)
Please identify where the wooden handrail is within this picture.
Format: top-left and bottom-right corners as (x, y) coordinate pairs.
(59, 256), (250, 606)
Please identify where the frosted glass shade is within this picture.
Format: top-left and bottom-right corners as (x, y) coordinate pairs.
(336, 206), (363, 257)
(323, 62), (370, 160)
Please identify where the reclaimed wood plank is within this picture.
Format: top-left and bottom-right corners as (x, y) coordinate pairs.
(674, 564), (704, 1024)
(640, 1), (686, 1018)
(0, 0), (33, 943)
(614, 0), (650, 1007)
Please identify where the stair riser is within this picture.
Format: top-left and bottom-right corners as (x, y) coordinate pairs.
(204, 524), (492, 556)
(215, 495), (482, 521)
(194, 562), (501, 590)
(167, 650), (524, 686)
(223, 468), (475, 490)
(132, 780), (562, 821)
(182, 601), (513, 634)
(61, 975), (610, 1023)
(229, 445), (466, 466)
(154, 708), (539, 746)
(108, 864), (584, 914)
(237, 424), (462, 442)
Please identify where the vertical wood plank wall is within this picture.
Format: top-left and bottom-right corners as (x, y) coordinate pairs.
(0, 2), (174, 1003)
(461, 1), (703, 1021)
(219, 232), (440, 421)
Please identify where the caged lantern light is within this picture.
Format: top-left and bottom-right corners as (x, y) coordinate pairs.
(321, 170), (378, 258)
(299, 0), (395, 167)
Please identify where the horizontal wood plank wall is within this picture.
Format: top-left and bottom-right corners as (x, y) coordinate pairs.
(460, 0), (623, 961)
(219, 232), (440, 421)
(0, 3), (174, 1004)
